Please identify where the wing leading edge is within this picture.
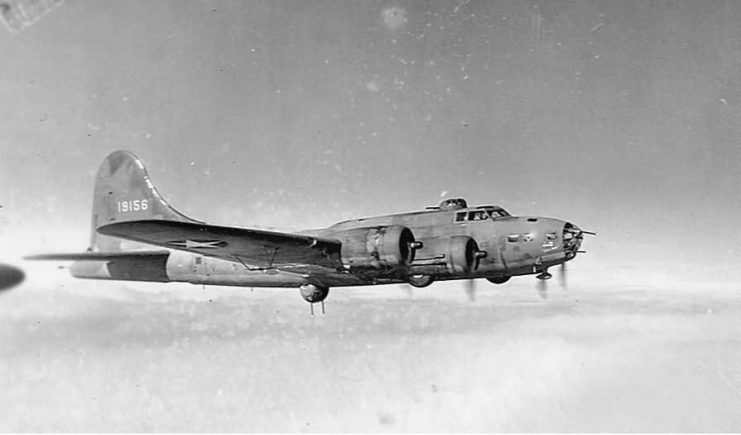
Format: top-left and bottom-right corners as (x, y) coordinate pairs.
(97, 220), (343, 272)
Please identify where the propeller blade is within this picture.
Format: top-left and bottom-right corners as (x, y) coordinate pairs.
(473, 250), (487, 270)
(537, 277), (548, 299)
(535, 267), (551, 299)
(558, 262), (567, 289)
(402, 284), (414, 298)
(465, 279), (476, 302)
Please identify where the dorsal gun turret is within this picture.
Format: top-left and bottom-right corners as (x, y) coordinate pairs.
(424, 198), (468, 211)
(438, 198), (467, 211)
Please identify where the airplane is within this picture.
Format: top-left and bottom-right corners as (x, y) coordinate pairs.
(27, 150), (592, 313)
(0, 205), (25, 291)
(0, 263), (24, 291)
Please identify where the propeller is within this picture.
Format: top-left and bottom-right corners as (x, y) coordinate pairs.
(405, 277), (477, 301)
(558, 262), (568, 289)
(402, 284), (415, 298)
(535, 266), (552, 299)
(473, 250), (487, 270)
(537, 275), (548, 299)
(536, 261), (569, 298)
(465, 278), (477, 302)
(463, 241), (486, 302)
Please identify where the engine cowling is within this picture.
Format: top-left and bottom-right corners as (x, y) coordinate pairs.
(329, 225), (417, 271)
(486, 276), (510, 284)
(408, 274), (435, 288)
(410, 235), (485, 276)
(445, 235), (483, 274)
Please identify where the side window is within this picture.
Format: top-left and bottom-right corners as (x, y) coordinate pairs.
(508, 234), (519, 242)
(468, 211), (489, 221)
(455, 212), (467, 222)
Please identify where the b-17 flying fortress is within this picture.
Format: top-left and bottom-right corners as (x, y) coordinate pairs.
(26, 151), (593, 313)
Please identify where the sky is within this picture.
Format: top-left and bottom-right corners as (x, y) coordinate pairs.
(2, 1), (741, 431)
(2, 0), (741, 283)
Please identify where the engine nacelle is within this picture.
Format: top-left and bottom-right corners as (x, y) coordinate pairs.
(410, 235), (485, 276)
(330, 225), (417, 271)
(486, 276), (511, 284)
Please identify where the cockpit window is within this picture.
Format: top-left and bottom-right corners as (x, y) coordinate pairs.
(455, 206), (511, 223)
(468, 210), (489, 221)
(455, 210), (491, 222)
(477, 206), (510, 218)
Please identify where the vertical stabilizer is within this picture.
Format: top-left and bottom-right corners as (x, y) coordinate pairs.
(89, 150), (198, 252)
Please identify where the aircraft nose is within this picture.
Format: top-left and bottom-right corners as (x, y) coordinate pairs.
(562, 222), (584, 258)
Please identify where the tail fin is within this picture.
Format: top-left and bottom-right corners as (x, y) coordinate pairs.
(89, 150), (198, 252)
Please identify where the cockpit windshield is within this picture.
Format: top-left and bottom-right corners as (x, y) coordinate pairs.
(454, 206), (511, 222)
(488, 207), (510, 218)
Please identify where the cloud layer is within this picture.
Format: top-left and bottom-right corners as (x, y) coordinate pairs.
(2, 281), (739, 431)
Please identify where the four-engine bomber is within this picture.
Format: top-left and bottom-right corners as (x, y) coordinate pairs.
(29, 151), (591, 312)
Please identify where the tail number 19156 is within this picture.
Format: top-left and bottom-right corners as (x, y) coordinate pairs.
(117, 199), (149, 213)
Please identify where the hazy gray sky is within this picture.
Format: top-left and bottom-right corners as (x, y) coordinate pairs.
(3, 3), (741, 432)
(1, 0), (741, 280)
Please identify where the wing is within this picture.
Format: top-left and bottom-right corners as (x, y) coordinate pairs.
(97, 220), (343, 273)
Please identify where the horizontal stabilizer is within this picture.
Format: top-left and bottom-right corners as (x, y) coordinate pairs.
(25, 250), (170, 261)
